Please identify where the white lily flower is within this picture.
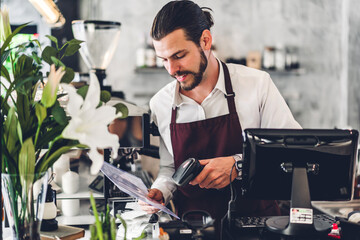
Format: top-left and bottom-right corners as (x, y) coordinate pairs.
(0, 5), (11, 43)
(41, 64), (65, 108)
(61, 73), (119, 174)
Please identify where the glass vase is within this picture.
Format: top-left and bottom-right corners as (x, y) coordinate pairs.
(2, 172), (49, 240)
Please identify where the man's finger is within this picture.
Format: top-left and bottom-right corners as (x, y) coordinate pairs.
(148, 190), (155, 198)
(198, 159), (210, 165)
(190, 170), (205, 185)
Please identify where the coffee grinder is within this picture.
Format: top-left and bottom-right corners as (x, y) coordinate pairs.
(71, 20), (124, 98)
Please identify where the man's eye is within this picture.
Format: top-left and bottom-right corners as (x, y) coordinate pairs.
(174, 54), (184, 59)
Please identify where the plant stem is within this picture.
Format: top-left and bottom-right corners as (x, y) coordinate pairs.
(34, 122), (42, 147)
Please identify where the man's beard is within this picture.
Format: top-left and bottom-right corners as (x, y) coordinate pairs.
(171, 49), (208, 91)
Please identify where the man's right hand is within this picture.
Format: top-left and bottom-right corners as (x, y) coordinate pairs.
(138, 188), (164, 214)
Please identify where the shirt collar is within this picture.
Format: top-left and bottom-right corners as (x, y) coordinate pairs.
(172, 58), (227, 108)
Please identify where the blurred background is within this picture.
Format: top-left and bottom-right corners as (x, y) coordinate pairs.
(3, 0), (360, 130)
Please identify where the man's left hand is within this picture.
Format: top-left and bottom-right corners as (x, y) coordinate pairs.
(189, 156), (237, 189)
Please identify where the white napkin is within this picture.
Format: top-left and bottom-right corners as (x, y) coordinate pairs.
(116, 209), (151, 240)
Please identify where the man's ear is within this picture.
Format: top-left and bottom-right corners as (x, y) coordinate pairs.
(200, 29), (212, 51)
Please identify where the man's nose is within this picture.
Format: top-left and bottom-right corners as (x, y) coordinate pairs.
(166, 60), (179, 76)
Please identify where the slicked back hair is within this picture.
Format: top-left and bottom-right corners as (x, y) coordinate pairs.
(151, 0), (214, 46)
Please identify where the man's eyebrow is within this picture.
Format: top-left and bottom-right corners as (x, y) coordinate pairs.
(157, 49), (187, 59)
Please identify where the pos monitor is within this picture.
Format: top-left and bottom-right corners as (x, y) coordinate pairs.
(241, 128), (359, 236)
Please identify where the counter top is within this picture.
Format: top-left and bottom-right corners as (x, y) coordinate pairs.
(312, 199), (360, 218)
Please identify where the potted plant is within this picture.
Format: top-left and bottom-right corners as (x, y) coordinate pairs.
(1, 6), (127, 239)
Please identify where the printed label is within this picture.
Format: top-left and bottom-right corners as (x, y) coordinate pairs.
(289, 208), (313, 224)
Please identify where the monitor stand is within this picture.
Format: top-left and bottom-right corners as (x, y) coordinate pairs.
(265, 165), (332, 236)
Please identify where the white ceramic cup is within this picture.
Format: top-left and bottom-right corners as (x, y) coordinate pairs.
(61, 199), (80, 217)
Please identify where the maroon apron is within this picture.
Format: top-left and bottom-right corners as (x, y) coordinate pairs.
(170, 62), (280, 223)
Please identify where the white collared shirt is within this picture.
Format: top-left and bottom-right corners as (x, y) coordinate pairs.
(149, 59), (301, 203)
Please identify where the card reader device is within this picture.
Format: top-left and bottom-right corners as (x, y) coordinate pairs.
(172, 158), (204, 187)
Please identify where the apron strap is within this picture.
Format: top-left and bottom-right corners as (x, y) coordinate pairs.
(171, 106), (177, 124)
(221, 61), (236, 114)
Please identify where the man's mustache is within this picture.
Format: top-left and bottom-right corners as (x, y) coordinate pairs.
(171, 71), (196, 79)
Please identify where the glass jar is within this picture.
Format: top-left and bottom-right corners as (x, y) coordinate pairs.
(262, 46), (276, 70)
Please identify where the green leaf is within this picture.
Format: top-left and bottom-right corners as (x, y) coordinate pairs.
(116, 214), (127, 240)
(14, 75), (41, 92)
(64, 44), (81, 57)
(32, 81), (41, 101)
(41, 46), (58, 65)
(46, 35), (58, 49)
(77, 85), (89, 99)
(1, 133), (18, 174)
(0, 22), (30, 56)
(0, 95), (10, 116)
(67, 39), (84, 45)
(1, 65), (11, 83)
(36, 124), (64, 149)
(100, 90), (111, 103)
(35, 102), (47, 124)
(4, 107), (20, 157)
(51, 101), (68, 126)
(1, 48), (10, 65)
(31, 51), (42, 65)
(132, 230), (147, 240)
(90, 224), (97, 240)
(35, 141), (81, 173)
(90, 192), (104, 240)
(61, 67), (75, 83)
(31, 39), (42, 50)
(17, 120), (23, 146)
(50, 56), (65, 68)
(113, 103), (128, 119)
(16, 93), (32, 133)
(110, 217), (117, 240)
(14, 54), (35, 80)
(18, 137), (35, 188)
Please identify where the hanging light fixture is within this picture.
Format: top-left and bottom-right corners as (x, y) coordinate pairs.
(28, 0), (65, 27)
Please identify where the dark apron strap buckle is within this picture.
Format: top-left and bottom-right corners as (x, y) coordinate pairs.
(224, 92), (235, 98)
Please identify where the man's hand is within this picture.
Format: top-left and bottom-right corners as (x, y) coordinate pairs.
(138, 188), (164, 214)
(190, 156), (237, 189)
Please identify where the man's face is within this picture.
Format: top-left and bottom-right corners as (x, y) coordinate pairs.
(153, 29), (208, 91)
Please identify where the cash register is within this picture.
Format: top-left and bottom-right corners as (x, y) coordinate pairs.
(222, 128), (359, 240)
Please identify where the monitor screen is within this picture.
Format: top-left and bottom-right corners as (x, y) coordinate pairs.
(242, 129), (359, 201)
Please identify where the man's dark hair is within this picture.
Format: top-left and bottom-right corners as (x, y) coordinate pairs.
(151, 0), (214, 46)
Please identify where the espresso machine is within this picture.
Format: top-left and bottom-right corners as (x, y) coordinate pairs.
(71, 20), (124, 98)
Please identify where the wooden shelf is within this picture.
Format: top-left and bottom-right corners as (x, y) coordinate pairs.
(135, 66), (306, 76)
(57, 191), (103, 200)
(267, 68), (306, 76)
(40, 225), (85, 240)
(135, 67), (166, 74)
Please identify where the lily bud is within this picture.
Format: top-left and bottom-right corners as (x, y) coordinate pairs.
(0, 5), (12, 43)
(41, 64), (65, 108)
